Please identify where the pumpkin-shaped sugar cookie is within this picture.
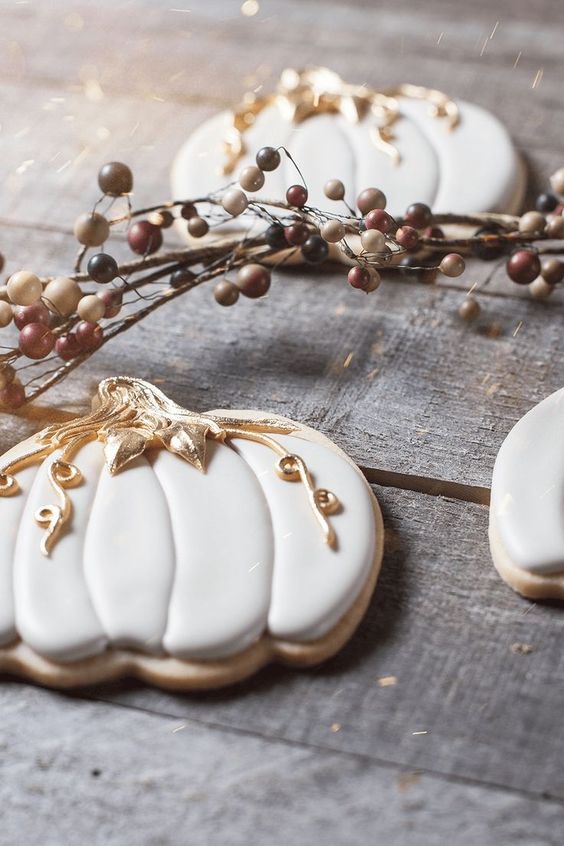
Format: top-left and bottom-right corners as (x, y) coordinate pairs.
(490, 387), (564, 599)
(172, 67), (524, 220)
(0, 377), (383, 689)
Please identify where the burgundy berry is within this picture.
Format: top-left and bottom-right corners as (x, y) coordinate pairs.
(55, 333), (82, 361)
(13, 302), (50, 330)
(286, 185), (308, 207)
(365, 209), (393, 233)
(347, 266), (371, 290)
(506, 249), (541, 285)
(404, 202), (432, 229)
(76, 320), (104, 351)
(284, 222), (309, 246)
(127, 221), (163, 255)
(395, 225), (419, 250)
(18, 323), (55, 360)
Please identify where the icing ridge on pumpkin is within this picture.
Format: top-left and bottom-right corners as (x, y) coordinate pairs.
(0, 377), (342, 555)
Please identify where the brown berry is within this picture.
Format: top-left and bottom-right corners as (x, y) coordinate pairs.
(77, 294), (105, 323)
(180, 203), (198, 220)
(256, 147), (281, 172)
(236, 264), (271, 298)
(541, 257), (564, 285)
(0, 379), (25, 409)
(214, 279), (239, 306)
(459, 297), (481, 321)
(0, 301), (12, 328)
(148, 210), (174, 229)
(98, 162), (133, 196)
(324, 179), (345, 201)
(43, 277), (82, 316)
(7, 271), (42, 306)
(239, 165), (265, 192)
(188, 216), (209, 238)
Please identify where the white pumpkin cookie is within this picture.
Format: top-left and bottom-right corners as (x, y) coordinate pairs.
(0, 377), (383, 689)
(172, 74), (524, 220)
(489, 387), (564, 599)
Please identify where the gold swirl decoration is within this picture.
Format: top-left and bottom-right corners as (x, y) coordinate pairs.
(0, 377), (341, 556)
(222, 66), (460, 175)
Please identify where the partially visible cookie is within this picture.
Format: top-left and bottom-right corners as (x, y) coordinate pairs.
(489, 387), (564, 599)
(0, 377), (383, 690)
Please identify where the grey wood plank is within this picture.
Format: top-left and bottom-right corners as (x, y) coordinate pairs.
(71, 485), (564, 800)
(0, 682), (563, 846)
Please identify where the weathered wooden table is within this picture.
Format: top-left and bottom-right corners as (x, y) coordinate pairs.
(1, 1), (563, 843)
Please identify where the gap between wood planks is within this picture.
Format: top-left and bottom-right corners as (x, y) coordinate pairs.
(75, 691), (564, 808)
(362, 466), (490, 507)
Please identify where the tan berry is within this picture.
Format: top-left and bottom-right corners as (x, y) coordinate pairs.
(77, 294), (106, 322)
(222, 188), (248, 217)
(529, 277), (554, 300)
(7, 271), (42, 306)
(73, 212), (110, 247)
(320, 219), (345, 243)
(0, 301), (13, 327)
(518, 211), (546, 234)
(440, 253), (465, 277)
(43, 276), (82, 316)
(239, 165), (265, 192)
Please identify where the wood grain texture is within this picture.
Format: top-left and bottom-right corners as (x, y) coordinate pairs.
(0, 0), (563, 841)
(85, 486), (564, 801)
(2, 682), (563, 846)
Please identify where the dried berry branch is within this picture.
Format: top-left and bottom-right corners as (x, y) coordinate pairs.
(0, 147), (562, 409)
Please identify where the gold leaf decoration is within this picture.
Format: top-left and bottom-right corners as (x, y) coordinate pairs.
(157, 421), (210, 472)
(103, 427), (150, 474)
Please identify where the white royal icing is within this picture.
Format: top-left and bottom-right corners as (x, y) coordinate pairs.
(13, 442), (108, 661)
(152, 442), (274, 660)
(233, 435), (376, 641)
(171, 98), (524, 219)
(0, 421), (378, 661)
(491, 388), (564, 575)
(0, 438), (40, 646)
(84, 452), (175, 653)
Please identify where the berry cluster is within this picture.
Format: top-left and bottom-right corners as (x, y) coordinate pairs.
(0, 149), (562, 409)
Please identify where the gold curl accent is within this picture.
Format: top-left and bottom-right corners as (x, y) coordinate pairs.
(0, 377), (343, 556)
(35, 459), (82, 556)
(222, 66), (460, 174)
